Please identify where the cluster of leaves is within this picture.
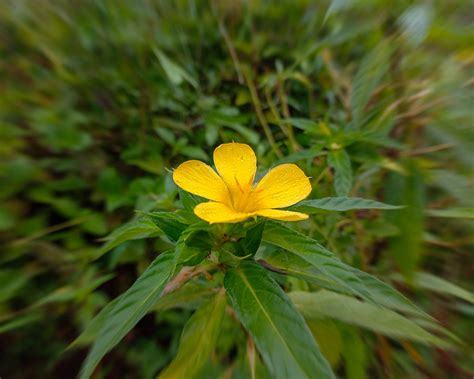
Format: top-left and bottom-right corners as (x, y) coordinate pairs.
(0, 0), (472, 378)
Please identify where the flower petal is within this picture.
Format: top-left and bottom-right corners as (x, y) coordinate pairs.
(251, 163), (312, 209)
(173, 160), (230, 204)
(252, 209), (309, 221)
(194, 202), (250, 224)
(213, 143), (257, 195)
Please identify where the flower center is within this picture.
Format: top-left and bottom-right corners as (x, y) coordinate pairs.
(229, 175), (254, 212)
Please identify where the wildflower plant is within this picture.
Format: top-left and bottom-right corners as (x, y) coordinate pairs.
(78, 143), (454, 379)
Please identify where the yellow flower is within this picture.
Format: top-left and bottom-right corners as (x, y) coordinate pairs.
(172, 143), (312, 224)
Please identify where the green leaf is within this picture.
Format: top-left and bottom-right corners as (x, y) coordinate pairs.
(351, 40), (391, 127)
(398, 4), (433, 46)
(242, 221), (265, 256)
(69, 295), (124, 348)
(158, 290), (227, 379)
(426, 207), (474, 219)
(328, 149), (353, 196)
(307, 319), (342, 367)
(274, 145), (325, 165)
(95, 217), (161, 259)
(0, 269), (31, 302)
(324, 0), (353, 22)
(284, 118), (319, 131)
(290, 291), (450, 348)
(224, 262), (334, 379)
(173, 223), (211, 270)
(147, 211), (189, 242)
(0, 313), (42, 334)
(153, 280), (217, 312)
(292, 197), (402, 213)
(79, 251), (175, 379)
(341, 328), (367, 379)
(154, 48), (198, 88)
(393, 272), (474, 304)
(178, 188), (202, 212)
(386, 161), (424, 281)
(262, 222), (427, 318)
(257, 248), (354, 294)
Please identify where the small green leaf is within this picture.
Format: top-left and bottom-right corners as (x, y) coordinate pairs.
(147, 211), (189, 242)
(158, 290), (227, 379)
(178, 188), (202, 212)
(290, 291), (451, 348)
(95, 217), (161, 259)
(398, 4), (433, 46)
(224, 262), (335, 379)
(328, 149), (353, 196)
(173, 224), (211, 269)
(242, 221), (265, 256)
(274, 145), (325, 165)
(292, 197), (402, 213)
(426, 207), (474, 219)
(324, 0), (353, 21)
(154, 48), (198, 88)
(79, 251), (175, 379)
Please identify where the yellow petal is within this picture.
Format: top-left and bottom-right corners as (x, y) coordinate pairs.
(251, 163), (312, 209)
(252, 209), (309, 221)
(173, 160), (230, 204)
(213, 143), (257, 195)
(194, 202), (250, 224)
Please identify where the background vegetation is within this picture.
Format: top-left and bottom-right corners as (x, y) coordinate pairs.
(1, 0), (472, 378)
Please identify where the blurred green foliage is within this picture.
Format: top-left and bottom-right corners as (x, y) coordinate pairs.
(0, 0), (473, 378)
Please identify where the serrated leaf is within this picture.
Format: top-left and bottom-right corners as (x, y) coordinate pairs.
(158, 290), (226, 379)
(263, 222), (428, 318)
(351, 41), (391, 127)
(292, 197), (402, 213)
(224, 262), (335, 379)
(79, 251), (175, 379)
(290, 291), (450, 348)
(328, 149), (353, 196)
